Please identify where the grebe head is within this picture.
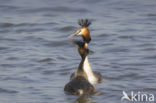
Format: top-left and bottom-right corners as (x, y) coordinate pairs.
(71, 40), (89, 58)
(68, 19), (91, 43)
(78, 43), (89, 58)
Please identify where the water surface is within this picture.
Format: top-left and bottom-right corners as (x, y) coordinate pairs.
(0, 0), (156, 103)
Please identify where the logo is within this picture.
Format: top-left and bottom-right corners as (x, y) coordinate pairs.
(121, 91), (155, 102)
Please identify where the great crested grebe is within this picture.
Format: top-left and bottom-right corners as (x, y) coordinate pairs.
(68, 19), (102, 84)
(64, 40), (94, 95)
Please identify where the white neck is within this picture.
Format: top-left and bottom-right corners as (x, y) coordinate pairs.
(83, 56), (97, 84)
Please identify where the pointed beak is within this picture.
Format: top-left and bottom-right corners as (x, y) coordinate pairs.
(67, 32), (77, 39)
(67, 29), (81, 39)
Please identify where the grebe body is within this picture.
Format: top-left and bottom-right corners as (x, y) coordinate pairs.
(64, 41), (94, 95)
(64, 76), (94, 95)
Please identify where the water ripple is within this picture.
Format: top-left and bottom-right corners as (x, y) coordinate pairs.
(44, 41), (68, 47)
(21, 6), (90, 13)
(58, 26), (75, 32)
(0, 47), (9, 50)
(0, 88), (18, 94)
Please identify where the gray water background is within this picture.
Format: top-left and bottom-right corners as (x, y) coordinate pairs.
(0, 0), (156, 103)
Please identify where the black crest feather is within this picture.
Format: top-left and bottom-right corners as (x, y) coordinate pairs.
(78, 19), (91, 27)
